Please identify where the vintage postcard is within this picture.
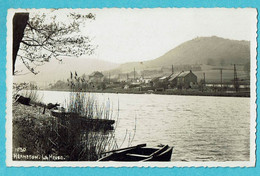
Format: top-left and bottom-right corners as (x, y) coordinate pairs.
(6, 8), (257, 167)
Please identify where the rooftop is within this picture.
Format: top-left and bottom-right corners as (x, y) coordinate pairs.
(177, 70), (193, 77)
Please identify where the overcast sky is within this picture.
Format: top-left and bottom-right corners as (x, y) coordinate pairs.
(77, 8), (256, 63)
(18, 8), (256, 65)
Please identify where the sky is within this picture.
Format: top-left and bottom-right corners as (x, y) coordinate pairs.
(80, 8), (256, 63)
(16, 8), (256, 66)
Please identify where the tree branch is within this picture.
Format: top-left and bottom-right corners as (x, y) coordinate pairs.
(21, 40), (43, 47)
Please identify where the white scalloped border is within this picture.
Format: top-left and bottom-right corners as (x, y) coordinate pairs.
(5, 8), (257, 167)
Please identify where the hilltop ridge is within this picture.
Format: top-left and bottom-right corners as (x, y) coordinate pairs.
(115, 36), (250, 73)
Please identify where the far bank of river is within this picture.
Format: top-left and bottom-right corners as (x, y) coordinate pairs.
(43, 88), (250, 97)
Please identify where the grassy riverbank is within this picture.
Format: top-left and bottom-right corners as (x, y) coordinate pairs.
(12, 101), (116, 161)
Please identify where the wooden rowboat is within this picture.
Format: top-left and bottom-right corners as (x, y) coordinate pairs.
(50, 110), (115, 131)
(98, 144), (173, 161)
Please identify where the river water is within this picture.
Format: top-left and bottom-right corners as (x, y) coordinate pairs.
(38, 90), (250, 161)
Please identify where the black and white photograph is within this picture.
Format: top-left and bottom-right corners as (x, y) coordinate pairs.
(6, 8), (256, 167)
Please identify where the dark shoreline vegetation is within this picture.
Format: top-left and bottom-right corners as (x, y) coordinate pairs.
(45, 88), (250, 98)
(13, 91), (118, 161)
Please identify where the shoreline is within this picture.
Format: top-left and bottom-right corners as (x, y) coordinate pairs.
(40, 88), (250, 98)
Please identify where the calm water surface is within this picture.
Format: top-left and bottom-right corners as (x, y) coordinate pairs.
(38, 91), (250, 161)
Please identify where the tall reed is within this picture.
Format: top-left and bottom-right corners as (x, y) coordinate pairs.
(62, 91), (118, 160)
(61, 72), (118, 160)
(66, 92), (113, 120)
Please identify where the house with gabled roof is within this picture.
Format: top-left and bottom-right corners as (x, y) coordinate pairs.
(175, 70), (197, 88)
(150, 70), (197, 90)
(168, 72), (183, 87)
(89, 71), (104, 83)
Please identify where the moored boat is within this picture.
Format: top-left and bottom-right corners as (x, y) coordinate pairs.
(98, 144), (173, 161)
(50, 110), (115, 131)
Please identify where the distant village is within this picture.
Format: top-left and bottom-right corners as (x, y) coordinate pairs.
(47, 64), (250, 96)
(16, 36), (251, 97)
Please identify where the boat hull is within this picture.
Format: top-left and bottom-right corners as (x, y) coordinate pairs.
(98, 144), (173, 162)
(50, 110), (115, 131)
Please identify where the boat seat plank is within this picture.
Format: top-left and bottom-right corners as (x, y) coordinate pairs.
(125, 153), (149, 158)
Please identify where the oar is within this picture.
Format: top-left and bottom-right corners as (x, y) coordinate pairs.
(101, 143), (146, 154)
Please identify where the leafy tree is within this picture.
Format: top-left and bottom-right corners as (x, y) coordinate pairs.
(13, 11), (95, 75)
